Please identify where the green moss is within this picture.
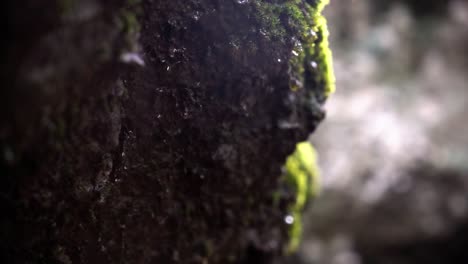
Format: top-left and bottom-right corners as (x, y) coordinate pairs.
(255, 0), (332, 253)
(311, 13), (336, 96)
(290, 0), (335, 97)
(282, 141), (320, 253)
(254, 3), (286, 40)
(119, 0), (142, 51)
(254, 0), (335, 96)
(122, 12), (139, 34)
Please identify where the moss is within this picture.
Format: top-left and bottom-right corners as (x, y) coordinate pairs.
(311, 13), (336, 96)
(256, 0), (333, 253)
(282, 141), (320, 253)
(121, 11), (139, 35)
(254, 0), (335, 96)
(254, 3), (287, 40)
(291, 0), (335, 97)
(119, 0), (142, 51)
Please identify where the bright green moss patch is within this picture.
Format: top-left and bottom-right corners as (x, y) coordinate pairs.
(282, 141), (320, 253)
(312, 14), (336, 96)
(254, 0), (335, 96)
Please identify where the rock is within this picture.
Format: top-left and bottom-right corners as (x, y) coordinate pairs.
(1, 0), (332, 262)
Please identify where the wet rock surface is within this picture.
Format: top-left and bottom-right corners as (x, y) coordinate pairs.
(1, 0), (329, 263)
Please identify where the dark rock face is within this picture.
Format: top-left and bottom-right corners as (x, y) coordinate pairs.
(1, 0), (328, 263)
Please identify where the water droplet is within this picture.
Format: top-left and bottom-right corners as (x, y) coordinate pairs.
(166, 66), (170, 71)
(284, 215), (294, 225)
(241, 102), (247, 111)
(294, 41), (303, 50)
(229, 41), (240, 50)
(120, 52), (145, 66)
(277, 58), (282, 62)
(169, 48), (177, 58)
(310, 61), (318, 68)
(292, 50), (299, 56)
(310, 30), (317, 39)
(193, 11), (201, 21)
(236, 0), (249, 4)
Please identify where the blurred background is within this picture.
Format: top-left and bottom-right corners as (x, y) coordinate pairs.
(294, 0), (468, 263)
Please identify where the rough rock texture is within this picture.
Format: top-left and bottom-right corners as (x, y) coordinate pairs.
(1, 0), (331, 263)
